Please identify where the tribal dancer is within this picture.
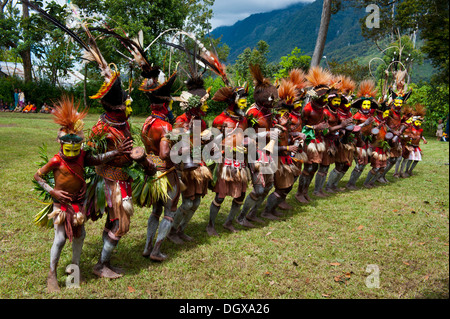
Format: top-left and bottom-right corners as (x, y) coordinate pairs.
(295, 66), (332, 203)
(168, 75), (212, 244)
(345, 80), (377, 190)
(399, 104), (427, 177)
(88, 72), (137, 278)
(277, 69), (308, 210)
(363, 100), (391, 188)
(34, 96), (132, 292)
(238, 64), (280, 225)
(208, 85), (250, 235)
(313, 78), (353, 197)
(379, 71), (412, 182)
(325, 76), (357, 192)
(21, 0), (138, 278)
(140, 72), (181, 261)
(262, 79), (304, 217)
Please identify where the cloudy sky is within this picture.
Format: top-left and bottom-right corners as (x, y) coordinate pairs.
(210, 0), (314, 29)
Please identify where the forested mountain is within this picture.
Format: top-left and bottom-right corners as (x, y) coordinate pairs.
(212, 0), (434, 82)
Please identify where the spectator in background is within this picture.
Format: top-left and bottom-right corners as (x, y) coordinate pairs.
(436, 119), (444, 141)
(0, 100), (7, 112)
(22, 101), (37, 113)
(13, 88), (19, 110)
(40, 102), (52, 114)
(18, 89), (25, 109)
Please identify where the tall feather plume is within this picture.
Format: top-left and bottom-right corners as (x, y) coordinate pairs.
(394, 69), (407, 92)
(212, 86), (234, 102)
(22, 0), (112, 80)
(305, 66), (333, 88)
(249, 64), (272, 88)
(164, 30), (229, 85)
(91, 27), (159, 79)
(357, 79), (378, 98)
(278, 79), (298, 104)
(402, 105), (413, 117)
(200, 50), (228, 85)
(52, 95), (88, 134)
(413, 103), (426, 117)
(336, 75), (356, 94)
(289, 69), (307, 90)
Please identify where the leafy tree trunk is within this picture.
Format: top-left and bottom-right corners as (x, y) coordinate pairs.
(311, 0), (332, 67)
(20, 1), (33, 82)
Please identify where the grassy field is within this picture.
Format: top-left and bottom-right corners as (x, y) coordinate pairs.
(0, 112), (448, 299)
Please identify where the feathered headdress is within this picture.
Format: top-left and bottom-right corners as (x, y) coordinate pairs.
(163, 30), (229, 86)
(250, 64), (278, 109)
(352, 79), (379, 110)
(304, 66), (332, 98)
(289, 69), (308, 99)
(412, 103), (426, 123)
(388, 70), (412, 103)
(278, 78), (298, 109)
(22, 0), (128, 111)
(335, 75), (356, 104)
(52, 96), (88, 143)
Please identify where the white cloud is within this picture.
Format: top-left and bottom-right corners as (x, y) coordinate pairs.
(210, 0), (314, 29)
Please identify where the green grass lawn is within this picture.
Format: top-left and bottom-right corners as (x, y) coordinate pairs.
(0, 112), (448, 299)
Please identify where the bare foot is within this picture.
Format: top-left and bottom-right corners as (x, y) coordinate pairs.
(47, 271), (60, 293)
(237, 217), (255, 228)
(93, 263), (122, 279)
(223, 221), (239, 233)
(206, 224), (218, 236)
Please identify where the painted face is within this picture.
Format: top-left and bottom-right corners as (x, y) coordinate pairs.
(414, 120), (422, 127)
(200, 101), (209, 113)
(293, 100), (302, 111)
(331, 97), (341, 108)
(278, 108), (289, 118)
(383, 110), (390, 118)
(237, 97), (248, 110)
(394, 98), (403, 109)
(361, 100), (371, 113)
(62, 143), (81, 157)
(406, 117), (413, 124)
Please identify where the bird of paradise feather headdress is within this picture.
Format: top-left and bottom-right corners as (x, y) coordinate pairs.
(335, 75), (356, 104)
(352, 79), (379, 110)
(277, 78), (298, 109)
(52, 95), (88, 144)
(289, 68), (308, 100)
(250, 64), (278, 109)
(304, 66), (333, 99)
(162, 31), (230, 111)
(389, 69), (412, 103)
(22, 0), (128, 111)
(411, 103), (426, 123)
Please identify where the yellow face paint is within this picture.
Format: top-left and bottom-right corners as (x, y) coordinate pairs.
(414, 120), (422, 127)
(406, 117), (413, 124)
(331, 97), (341, 107)
(62, 143), (81, 157)
(322, 94), (329, 103)
(394, 98), (403, 109)
(125, 97), (133, 118)
(200, 101), (209, 113)
(237, 98), (248, 110)
(344, 102), (352, 109)
(293, 100), (302, 111)
(383, 110), (390, 118)
(362, 100), (371, 111)
(278, 108), (288, 117)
